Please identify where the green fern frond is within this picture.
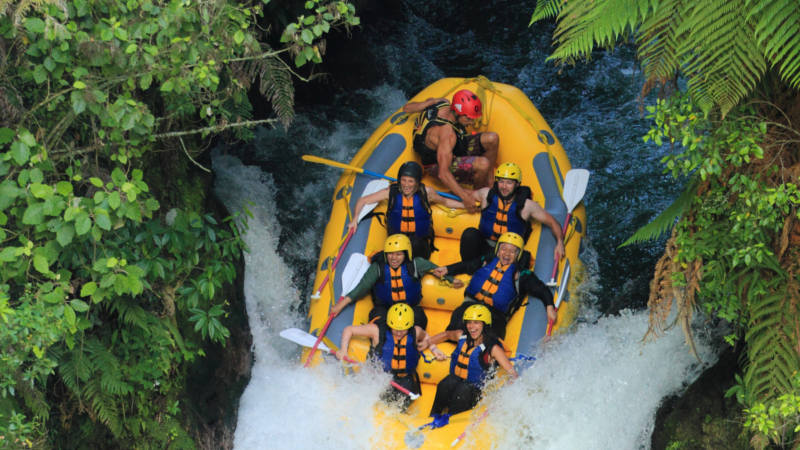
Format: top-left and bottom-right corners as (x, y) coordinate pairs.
(85, 339), (132, 396)
(547, 0), (658, 63)
(636, 0), (684, 83)
(747, 0), (800, 89)
(109, 297), (151, 330)
(620, 178), (697, 247)
(83, 378), (123, 436)
(742, 269), (800, 402)
(530, 0), (563, 24)
(58, 345), (93, 394)
(256, 55), (295, 128)
(677, 0), (765, 115)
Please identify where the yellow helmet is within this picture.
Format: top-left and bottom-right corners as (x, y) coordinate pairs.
(384, 233), (412, 260)
(494, 162), (522, 183)
(387, 303), (414, 331)
(495, 232), (524, 261)
(463, 304), (492, 325)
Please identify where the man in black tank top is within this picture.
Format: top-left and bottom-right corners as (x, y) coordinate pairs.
(403, 89), (498, 213)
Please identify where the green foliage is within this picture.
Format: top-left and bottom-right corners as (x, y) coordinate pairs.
(530, 0), (800, 116)
(280, 0), (359, 67)
(0, 0), (359, 446)
(740, 371), (800, 448)
(620, 177), (696, 247)
(644, 93), (800, 445)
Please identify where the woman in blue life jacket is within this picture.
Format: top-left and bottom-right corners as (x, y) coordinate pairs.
(430, 232), (556, 341)
(329, 234), (463, 328)
(347, 161), (464, 259)
(459, 162), (565, 263)
(336, 303), (446, 410)
(429, 304), (517, 417)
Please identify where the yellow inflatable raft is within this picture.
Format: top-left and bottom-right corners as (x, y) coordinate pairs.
(304, 76), (586, 448)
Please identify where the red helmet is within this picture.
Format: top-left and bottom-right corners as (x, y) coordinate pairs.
(451, 89), (482, 119)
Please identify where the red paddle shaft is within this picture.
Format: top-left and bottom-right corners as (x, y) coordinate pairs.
(312, 228), (355, 298)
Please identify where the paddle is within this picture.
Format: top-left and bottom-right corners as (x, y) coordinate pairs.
(451, 409), (489, 447)
(304, 252), (370, 367)
(546, 168), (589, 286)
(281, 327), (420, 400)
(311, 179), (388, 300)
(546, 258), (571, 336)
(302, 154), (462, 201)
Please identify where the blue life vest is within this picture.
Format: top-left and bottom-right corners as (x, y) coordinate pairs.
(450, 337), (489, 386)
(386, 183), (432, 238)
(478, 185), (532, 241)
(371, 253), (422, 307)
(374, 323), (419, 377)
(465, 257), (518, 314)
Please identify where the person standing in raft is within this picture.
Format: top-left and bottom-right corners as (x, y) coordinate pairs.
(429, 304), (517, 417)
(336, 304), (445, 410)
(431, 232), (556, 340)
(459, 161), (565, 263)
(348, 161), (464, 259)
(330, 234), (462, 329)
(403, 89), (498, 213)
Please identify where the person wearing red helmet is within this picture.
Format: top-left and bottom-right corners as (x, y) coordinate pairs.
(403, 89), (498, 213)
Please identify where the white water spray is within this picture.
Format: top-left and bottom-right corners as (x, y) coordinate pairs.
(214, 153), (718, 450)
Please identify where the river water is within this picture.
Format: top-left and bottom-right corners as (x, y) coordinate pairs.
(213, 2), (720, 448)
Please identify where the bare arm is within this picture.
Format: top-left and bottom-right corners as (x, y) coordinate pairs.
(521, 199), (565, 261)
(336, 323), (379, 360)
(425, 186), (464, 209)
(474, 187), (490, 209)
(348, 188), (389, 232)
(403, 97), (447, 114)
(416, 327), (447, 360)
(429, 329), (463, 345)
(490, 344), (518, 379)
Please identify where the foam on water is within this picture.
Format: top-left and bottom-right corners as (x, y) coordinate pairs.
(213, 153), (394, 450)
(487, 310), (717, 449)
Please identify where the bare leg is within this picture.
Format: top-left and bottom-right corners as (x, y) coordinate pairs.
(471, 156), (492, 189)
(480, 132), (499, 184)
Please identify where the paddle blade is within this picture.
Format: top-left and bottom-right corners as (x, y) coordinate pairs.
(341, 253), (370, 294)
(357, 179), (390, 222)
(280, 328), (332, 353)
(554, 258), (571, 309)
(562, 169), (589, 213)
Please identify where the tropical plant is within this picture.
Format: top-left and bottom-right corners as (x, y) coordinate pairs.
(531, 0), (800, 117)
(0, 0), (358, 447)
(532, 0), (800, 446)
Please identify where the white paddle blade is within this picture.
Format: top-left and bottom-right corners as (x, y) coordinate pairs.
(563, 169), (589, 213)
(341, 252), (370, 294)
(280, 328), (332, 353)
(554, 259), (571, 309)
(357, 179), (390, 222)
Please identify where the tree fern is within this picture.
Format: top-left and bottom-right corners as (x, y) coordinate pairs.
(747, 0), (800, 89)
(677, 0), (766, 115)
(532, 0), (800, 115)
(636, 0), (684, 87)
